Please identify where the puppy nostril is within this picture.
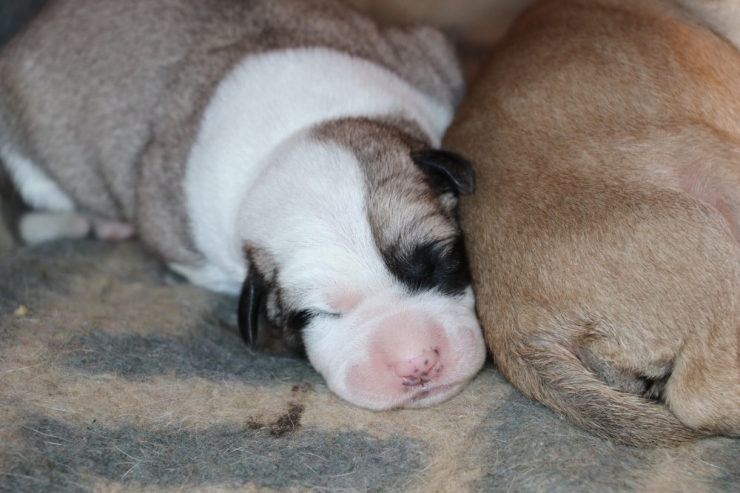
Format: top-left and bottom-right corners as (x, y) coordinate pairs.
(393, 347), (441, 383)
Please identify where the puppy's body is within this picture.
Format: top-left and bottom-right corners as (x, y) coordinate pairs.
(445, 0), (740, 446)
(0, 0), (486, 410)
(0, 0), (459, 267)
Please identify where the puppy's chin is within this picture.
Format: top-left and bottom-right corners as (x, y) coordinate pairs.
(400, 382), (470, 409)
(341, 379), (473, 411)
(304, 290), (486, 410)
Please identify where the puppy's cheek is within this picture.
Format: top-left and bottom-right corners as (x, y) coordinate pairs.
(302, 318), (368, 401)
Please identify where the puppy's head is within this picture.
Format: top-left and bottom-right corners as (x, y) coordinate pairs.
(236, 118), (485, 409)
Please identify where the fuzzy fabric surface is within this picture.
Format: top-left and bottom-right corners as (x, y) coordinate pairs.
(1, 239), (739, 493)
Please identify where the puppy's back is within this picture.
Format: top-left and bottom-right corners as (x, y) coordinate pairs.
(446, 0), (740, 446)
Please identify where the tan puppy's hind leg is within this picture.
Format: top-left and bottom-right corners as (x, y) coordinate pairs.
(667, 337), (740, 435)
(495, 332), (703, 447)
(626, 128), (740, 435)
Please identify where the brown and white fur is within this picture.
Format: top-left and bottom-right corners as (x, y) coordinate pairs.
(0, 0), (486, 410)
(444, 0), (740, 447)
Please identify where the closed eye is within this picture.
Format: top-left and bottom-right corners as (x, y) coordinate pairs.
(294, 308), (341, 323)
(312, 309), (341, 319)
(281, 308), (340, 360)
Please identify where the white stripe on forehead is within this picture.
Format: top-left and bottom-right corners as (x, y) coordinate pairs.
(239, 136), (394, 310)
(181, 47), (452, 293)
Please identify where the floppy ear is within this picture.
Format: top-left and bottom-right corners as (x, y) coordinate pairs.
(238, 267), (265, 349)
(411, 149), (476, 195)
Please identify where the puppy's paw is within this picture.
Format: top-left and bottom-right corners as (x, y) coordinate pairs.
(91, 218), (136, 241)
(19, 211), (91, 245)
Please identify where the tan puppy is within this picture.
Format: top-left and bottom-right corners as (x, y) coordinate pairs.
(444, 0), (740, 447)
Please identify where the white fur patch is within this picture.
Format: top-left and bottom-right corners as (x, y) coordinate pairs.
(1, 145), (76, 212)
(182, 47), (453, 293)
(181, 47), (484, 409)
(237, 136), (391, 305)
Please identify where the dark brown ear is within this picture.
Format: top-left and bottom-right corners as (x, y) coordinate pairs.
(238, 267), (264, 349)
(411, 149), (476, 195)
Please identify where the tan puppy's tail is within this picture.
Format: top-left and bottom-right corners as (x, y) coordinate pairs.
(498, 337), (705, 448)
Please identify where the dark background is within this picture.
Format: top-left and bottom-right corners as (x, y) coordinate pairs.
(0, 0), (48, 47)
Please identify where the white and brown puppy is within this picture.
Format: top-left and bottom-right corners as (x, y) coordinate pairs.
(0, 0), (486, 410)
(445, 0), (740, 447)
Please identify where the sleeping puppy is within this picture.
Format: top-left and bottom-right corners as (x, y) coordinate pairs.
(0, 0), (486, 410)
(444, 0), (740, 447)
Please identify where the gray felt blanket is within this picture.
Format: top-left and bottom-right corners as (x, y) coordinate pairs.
(1, 240), (739, 492)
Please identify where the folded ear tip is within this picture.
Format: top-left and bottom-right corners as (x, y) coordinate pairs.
(411, 149), (477, 195)
(238, 271), (264, 349)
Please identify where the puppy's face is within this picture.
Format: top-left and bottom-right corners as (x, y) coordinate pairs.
(236, 119), (486, 409)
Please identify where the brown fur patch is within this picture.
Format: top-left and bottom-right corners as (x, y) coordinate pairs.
(313, 118), (459, 260)
(444, 0), (740, 446)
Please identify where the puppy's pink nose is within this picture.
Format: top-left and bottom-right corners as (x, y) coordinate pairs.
(393, 348), (441, 386)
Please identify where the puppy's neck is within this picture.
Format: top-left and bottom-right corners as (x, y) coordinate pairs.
(178, 47), (454, 293)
